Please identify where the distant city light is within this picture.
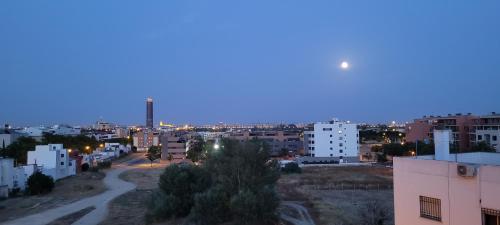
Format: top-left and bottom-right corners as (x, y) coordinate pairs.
(340, 61), (349, 70)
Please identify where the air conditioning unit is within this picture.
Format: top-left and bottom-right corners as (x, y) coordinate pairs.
(457, 164), (477, 177)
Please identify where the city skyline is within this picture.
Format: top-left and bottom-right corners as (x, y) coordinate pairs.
(2, 1), (500, 126)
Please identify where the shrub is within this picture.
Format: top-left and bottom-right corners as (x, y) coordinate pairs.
(81, 163), (90, 172)
(229, 186), (280, 225)
(146, 164), (211, 223)
(97, 161), (112, 169)
(190, 185), (231, 225)
(27, 172), (55, 195)
(282, 162), (302, 174)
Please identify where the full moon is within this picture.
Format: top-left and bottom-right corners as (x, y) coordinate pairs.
(340, 61), (349, 69)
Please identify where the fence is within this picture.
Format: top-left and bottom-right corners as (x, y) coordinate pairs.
(307, 183), (393, 191)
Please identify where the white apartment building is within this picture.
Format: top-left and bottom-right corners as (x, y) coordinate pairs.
(27, 144), (76, 180)
(394, 130), (500, 225)
(303, 119), (359, 163)
(0, 158), (28, 197)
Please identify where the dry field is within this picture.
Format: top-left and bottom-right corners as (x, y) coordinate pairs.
(0, 171), (106, 222)
(101, 163), (171, 225)
(278, 165), (394, 225)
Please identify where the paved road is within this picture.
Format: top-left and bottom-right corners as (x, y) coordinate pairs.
(280, 201), (316, 225)
(1, 155), (144, 225)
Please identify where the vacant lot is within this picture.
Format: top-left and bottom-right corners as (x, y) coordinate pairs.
(0, 171), (106, 222)
(278, 165), (394, 225)
(101, 163), (170, 225)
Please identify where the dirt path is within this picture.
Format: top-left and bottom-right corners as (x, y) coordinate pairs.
(0, 154), (145, 225)
(280, 201), (316, 225)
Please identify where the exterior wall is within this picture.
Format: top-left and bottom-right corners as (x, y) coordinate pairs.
(161, 132), (187, 160)
(27, 144), (75, 180)
(405, 119), (433, 143)
(303, 120), (359, 163)
(226, 130), (303, 156)
(406, 115), (478, 151)
(473, 114), (500, 151)
(133, 130), (159, 151)
(0, 159), (14, 190)
(394, 157), (500, 225)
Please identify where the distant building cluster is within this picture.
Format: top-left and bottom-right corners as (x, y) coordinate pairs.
(406, 112), (500, 151)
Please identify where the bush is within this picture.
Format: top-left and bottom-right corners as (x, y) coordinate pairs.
(146, 164), (211, 223)
(97, 161), (112, 169)
(282, 162), (302, 174)
(190, 185), (231, 225)
(27, 172), (55, 195)
(229, 187), (280, 224)
(81, 163), (90, 172)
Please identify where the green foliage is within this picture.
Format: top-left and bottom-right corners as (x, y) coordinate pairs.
(5, 136), (38, 164)
(42, 133), (99, 154)
(470, 141), (495, 152)
(146, 146), (161, 166)
(281, 162), (302, 174)
(186, 137), (206, 162)
(229, 186), (280, 225)
(27, 172), (55, 195)
(97, 160), (112, 169)
(193, 139), (280, 224)
(146, 139), (280, 225)
(146, 164), (212, 223)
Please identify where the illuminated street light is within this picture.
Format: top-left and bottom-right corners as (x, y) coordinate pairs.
(214, 144), (220, 150)
(340, 61), (349, 70)
(85, 146), (90, 150)
(99, 144), (104, 148)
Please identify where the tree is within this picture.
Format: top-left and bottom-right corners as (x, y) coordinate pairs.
(27, 172), (55, 195)
(186, 137), (205, 162)
(5, 136), (38, 165)
(191, 139), (281, 225)
(146, 164), (211, 223)
(146, 146), (161, 167)
(282, 162), (302, 174)
(470, 141), (495, 152)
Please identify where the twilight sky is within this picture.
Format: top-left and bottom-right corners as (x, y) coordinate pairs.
(1, 0), (499, 126)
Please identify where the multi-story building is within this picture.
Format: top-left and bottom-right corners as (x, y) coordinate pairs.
(471, 112), (500, 151)
(303, 119), (359, 163)
(146, 97), (154, 129)
(226, 130), (303, 156)
(406, 113), (478, 151)
(394, 129), (500, 225)
(47, 124), (81, 136)
(132, 130), (159, 151)
(161, 132), (188, 160)
(27, 144), (76, 180)
(0, 129), (23, 147)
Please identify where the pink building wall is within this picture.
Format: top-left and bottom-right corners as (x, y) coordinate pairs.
(394, 157), (500, 225)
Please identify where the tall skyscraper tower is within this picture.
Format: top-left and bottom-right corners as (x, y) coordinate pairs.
(146, 97), (154, 129)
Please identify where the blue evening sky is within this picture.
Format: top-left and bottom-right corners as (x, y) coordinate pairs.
(1, 0), (499, 126)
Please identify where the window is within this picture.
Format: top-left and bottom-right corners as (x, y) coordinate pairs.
(494, 136), (498, 142)
(339, 156), (343, 159)
(339, 150), (343, 153)
(330, 154), (333, 157)
(323, 128), (332, 131)
(60, 162), (65, 166)
(330, 147), (333, 150)
(339, 137), (343, 140)
(339, 143), (343, 147)
(419, 196), (441, 221)
(61, 154), (64, 158)
(482, 208), (500, 225)
(330, 134), (333, 137)
(330, 141), (333, 144)
(478, 135), (483, 141)
(69, 161), (73, 166)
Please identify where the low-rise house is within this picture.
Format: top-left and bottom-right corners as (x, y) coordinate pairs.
(0, 158), (28, 197)
(27, 144), (76, 180)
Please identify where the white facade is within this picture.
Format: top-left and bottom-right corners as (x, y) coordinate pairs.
(303, 119), (359, 162)
(394, 130), (500, 225)
(49, 125), (81, 136)
(0, 158), (28, 196)
(27, 144), (76, 180)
